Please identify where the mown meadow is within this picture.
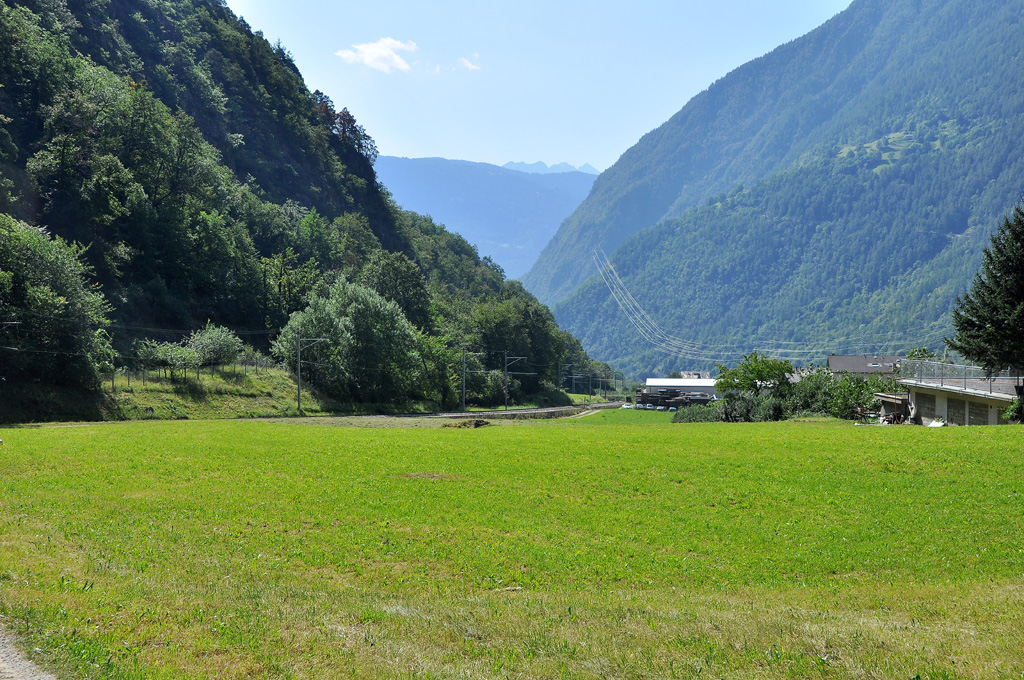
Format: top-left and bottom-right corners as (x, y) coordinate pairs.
(1, 412), (1022, 678)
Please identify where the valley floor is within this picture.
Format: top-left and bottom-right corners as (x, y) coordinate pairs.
(0, 414), (1021, 678)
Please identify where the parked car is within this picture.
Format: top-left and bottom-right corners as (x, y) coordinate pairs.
(656, 406), (666, 411)
(620, 403), (632, 409)
(646, 404), (654, 410)
(668, 407), (677, 412)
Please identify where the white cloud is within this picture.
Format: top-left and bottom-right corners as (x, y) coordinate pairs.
(459, 57), (481, 71)
(335, 38), (417, 74)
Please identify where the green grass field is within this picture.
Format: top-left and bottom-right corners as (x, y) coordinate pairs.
(1, 414), (1023, 678)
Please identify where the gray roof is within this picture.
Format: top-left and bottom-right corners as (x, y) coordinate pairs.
(827, 354), (903, 374)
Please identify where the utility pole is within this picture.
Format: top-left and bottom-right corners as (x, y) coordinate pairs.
(503, 351), (528, 411)
(459, 348), (486, 411)
(296, 333), (327, 415)
(559, 362), (573, 392)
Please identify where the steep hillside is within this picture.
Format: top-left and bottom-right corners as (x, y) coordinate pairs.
(0, 0), (610, 406)
(530, 0), (1024, 375)
(375, 157), (594, 278)
(524, 0), (1021, 306)
(557, 126), (1024, 376)
(0, 0), (401, 332)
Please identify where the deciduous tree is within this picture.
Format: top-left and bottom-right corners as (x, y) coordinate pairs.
(715, 351), (793, 398)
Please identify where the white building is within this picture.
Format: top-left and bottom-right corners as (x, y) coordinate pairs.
(644, 378), (717, 396)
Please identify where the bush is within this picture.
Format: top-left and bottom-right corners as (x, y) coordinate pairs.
(722, 394), (786, 422)
(133, 338), (200, 380)
(478, 370), (511, 407)
(672, 401), (725, 423)
(1002, 399), (1022, 424)
(187, 322), (243, 367)
(787, 366), (892, 420)
(786, 368), (835, 415)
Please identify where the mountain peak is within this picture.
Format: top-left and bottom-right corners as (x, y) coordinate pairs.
(503, 161), (599, 175)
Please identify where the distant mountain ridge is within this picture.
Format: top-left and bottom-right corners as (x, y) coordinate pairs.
(375, 157), (595, 278)
(525, 0), (1024, 375)
(503, 161), (600, 175)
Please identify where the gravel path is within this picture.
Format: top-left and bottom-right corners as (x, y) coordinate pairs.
(0, 628), (57, 680)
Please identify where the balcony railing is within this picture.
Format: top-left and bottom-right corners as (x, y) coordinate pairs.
(900, 359), (1022, 396)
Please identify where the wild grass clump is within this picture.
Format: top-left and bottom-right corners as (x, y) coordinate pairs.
(442, 418), (491, 428)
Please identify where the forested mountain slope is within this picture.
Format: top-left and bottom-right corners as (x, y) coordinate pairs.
(524, 0), (1021, 306)
(0, 0), (399, 330)
(0, 0), (607, 405)
(557, 126), (1024, 376)
(528, 0), (1024, 376)
(375, 156), (594, 279)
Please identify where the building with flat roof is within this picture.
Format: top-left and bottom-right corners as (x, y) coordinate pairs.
(636, 377), (718, 408)
(898, 359), (1019, 425)
(645, 377), (717, 394)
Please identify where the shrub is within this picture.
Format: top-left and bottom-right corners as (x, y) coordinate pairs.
(0, 216), (113, 388)
(1002, 399), (1022, 424)
(187, 322), (243, 367)
(672, 401), (725, 423)
(722, 394), (786, 422)
(477, 370), (511, 407)
(132, 338), (199, 380)
(787, 366), (892, 420)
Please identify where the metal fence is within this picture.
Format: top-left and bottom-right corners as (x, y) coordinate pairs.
(900, 359), (1022, 395)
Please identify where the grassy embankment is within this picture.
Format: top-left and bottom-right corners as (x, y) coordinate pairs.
(1, 412), (1022, 678)
(1, 370), (588, 424)
(0, 367), (338, 424)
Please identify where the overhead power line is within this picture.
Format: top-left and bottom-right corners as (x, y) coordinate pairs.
(592, 248), (949, 362)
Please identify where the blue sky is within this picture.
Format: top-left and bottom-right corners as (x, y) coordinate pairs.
(225, 0), (852, 171)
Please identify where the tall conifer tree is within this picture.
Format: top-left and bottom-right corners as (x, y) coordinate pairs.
(947, 202), (1024, 373)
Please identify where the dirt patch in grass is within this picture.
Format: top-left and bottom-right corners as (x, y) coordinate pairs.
(442, 419), (491, 429)
(399, 472), (461, 480)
